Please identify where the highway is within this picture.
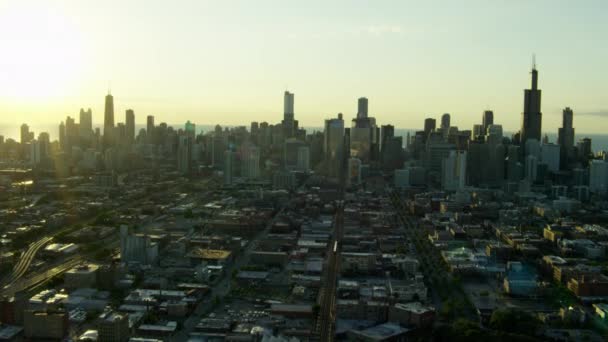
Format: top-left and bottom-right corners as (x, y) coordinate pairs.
(316, 199), (344, 342)
(1, 236), (53, 286)
(1, 256), (83, 297)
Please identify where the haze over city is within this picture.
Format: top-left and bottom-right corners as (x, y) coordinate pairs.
(3, 2), (608, 342)
(1, 0), (608, 133)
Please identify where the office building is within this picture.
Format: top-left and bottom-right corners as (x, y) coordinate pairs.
(442, 151), (467, 191)
(79, 108), (93, 137)
(324, 113), (345, 178)
(520, 62), (542, 144)
(24, 310), (68, 340)
(98, 311), (130, 342)
(482, 110), (494, 135)
(125, 109), (135, 145)
(240, 144), (260, 179)
(540, 143), (560, 173)
(20, 123), (33, 145)
(296, 146), (310, 172)
(440, 113), (451, 130)
(224, 149), (236, 185)
(177, 135), (192, 174)
(103, 93), (115, 148)
(282, 91), (297, 138)
(64, 264), (99, 289)
(590, 160), (608, 194)
(119, 226), (159, 265)
(424, 118), (436, 138)
(357, 97), (368, 118)
(284, 138), (307, 170)
(347, 157), (362, 186)
(558, 107), (575, 166)
(147, 115), (155, 143)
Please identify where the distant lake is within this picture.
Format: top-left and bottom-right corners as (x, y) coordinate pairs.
(1, 123), (607, 153)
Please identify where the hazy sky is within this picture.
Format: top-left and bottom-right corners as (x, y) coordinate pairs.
(1, 0), (607, 135)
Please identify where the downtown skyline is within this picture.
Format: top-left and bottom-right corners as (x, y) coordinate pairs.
(1, 1), (608, 134)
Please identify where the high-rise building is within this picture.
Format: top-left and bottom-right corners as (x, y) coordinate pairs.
(20, 123), (32, 145)
(79, 108), (93, 137)
(357, 97), (369, 119)
(297, 146), (310, 172)
(482, 110), (494, 135)
(282, 91), (297, 138)
(520, 62), (542, 144)
(442, 150), (467, 191)
(146, 115), (155, 143)
(347, 157), (362, 186)
(485, 124), (503, 146)
(525, 155), (539, 182)
(577, 137), (592, 163)
(590, 160), (608, 194)
(441, 113), (451, 130)
(224, 150), (236, 185)
(540, 143), (560, 173)
(185, 120), (196, 138)
(125, 109), (135, 145)
(103, 93), (115, 148)
(558, 107), (575, 166)
(59, 122), (66, 151)
(380, 125), (395, 152)
(284, 91), (294, 121)
(424, 118), (436, 138)
(177, 135), (192, 174)
(324, 114), (345, 178)
(284, 138), (307, 170)
(240, 144), (260, 179)
(30, 132), (50, 166)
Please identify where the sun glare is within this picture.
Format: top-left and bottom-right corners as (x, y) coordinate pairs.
(0, 3), (85, 100)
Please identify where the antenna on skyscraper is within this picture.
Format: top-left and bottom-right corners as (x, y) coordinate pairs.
(532, 54), (536, 70)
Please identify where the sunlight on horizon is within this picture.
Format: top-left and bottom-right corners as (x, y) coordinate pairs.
(0, 3), (87, 100)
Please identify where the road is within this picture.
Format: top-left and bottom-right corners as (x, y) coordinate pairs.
(172, 206), (287, 341)
(1, 236), (53, 286)
(1, 256), (83, 297)
(316, 199), (344, 342)
(0, 176), (212, 297)
(389, 190), (478, 320)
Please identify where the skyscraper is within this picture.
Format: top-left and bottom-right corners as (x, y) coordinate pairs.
(177, 135), (192, 174)
(440, 113), (451, 130)
(20, 124), (31, 145)
(357, 97), (368, 119)
(558, 107), (575, 166)
(441, 150), (467, 191)
(424, 118), (436, 138)
(482, 110), (494, 134)
(520, 61), (542, 144)
(282, 91), (297, 138)
(103, 93), (115, 148)
(324, 113), (345, 178)
(125, 109), (135, 145)
(79, 108), (92, 137)
(146, 115), (155, 144)
(283, 91), (294, 121)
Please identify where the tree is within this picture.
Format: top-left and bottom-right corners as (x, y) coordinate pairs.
(490, 308), (540, 337)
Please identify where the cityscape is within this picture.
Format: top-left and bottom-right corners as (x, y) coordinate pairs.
(2, 1), (608, 342)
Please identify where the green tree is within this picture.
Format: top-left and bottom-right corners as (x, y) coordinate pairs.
(490, 308), (540, 336)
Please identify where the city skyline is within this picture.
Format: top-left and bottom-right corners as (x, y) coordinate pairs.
(1, 1), (608, 134)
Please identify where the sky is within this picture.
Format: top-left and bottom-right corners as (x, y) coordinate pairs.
(1, 0), (608, 138)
